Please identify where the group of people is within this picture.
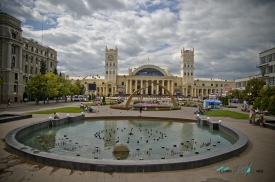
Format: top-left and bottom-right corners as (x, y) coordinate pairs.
(80, 103), (94, 113)
(249, 109), (265, 127)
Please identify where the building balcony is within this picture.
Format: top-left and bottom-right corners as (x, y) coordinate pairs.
(256, 62), (269, 68)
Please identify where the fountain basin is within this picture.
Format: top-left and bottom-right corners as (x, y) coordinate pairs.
(5, 115), (248, 172)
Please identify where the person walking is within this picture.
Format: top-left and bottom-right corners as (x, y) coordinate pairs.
(139, 106), (142, 116)
(7, 98), (11, 107)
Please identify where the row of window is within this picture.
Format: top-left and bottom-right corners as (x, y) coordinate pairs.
(106, 71), (116, 74)
(201, 83), (228, 87)
(184, 64), (193, 67)
(261, 65), (275, 74)
(184, 72), (193, 76)
(24, 44), (56, 59)
(260, 53), (275, 64)
(106, 63), (115, 66)
(25, 55), (54, 68)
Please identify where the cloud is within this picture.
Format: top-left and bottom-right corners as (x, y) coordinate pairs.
(2, 0), (275, 81)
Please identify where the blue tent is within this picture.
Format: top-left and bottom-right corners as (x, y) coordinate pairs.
(203, 99), (221, 109)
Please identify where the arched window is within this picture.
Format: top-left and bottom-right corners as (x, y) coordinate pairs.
(135, 68), (164, 76)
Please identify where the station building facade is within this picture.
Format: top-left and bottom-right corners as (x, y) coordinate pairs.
(0, 12), (58, 102)
(71, 46), (234, 97)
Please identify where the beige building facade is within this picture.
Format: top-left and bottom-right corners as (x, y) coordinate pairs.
(71, 46), (234, 97)
(0, 12), (58, 102)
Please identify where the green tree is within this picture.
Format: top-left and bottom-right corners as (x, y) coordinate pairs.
(268, 96), (275, 115)
(53, 67), (58, 75)
(260, 96), (269, 110)
(244, 78), (265, 101)
(259, 85), (275, 98)
(56, 75), (71, 102)
(25, 73), (47, 104)
(74, 80), (85, 95)
(88, 94), (91, 101)
(40, 60), (47, 75)
(253, 97), (261, 109)
(45, 72), (59, 103)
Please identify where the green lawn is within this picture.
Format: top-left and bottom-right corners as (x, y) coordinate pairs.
(27, 107), (84, 114)
(205, 110), (249, 119)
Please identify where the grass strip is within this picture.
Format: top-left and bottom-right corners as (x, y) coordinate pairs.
(205, 110), (249, 119)
(27, 107), (84, 114)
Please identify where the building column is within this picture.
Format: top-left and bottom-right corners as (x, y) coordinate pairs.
(18, 46), (22, 72)
(167, 80), (170, 93)
(150, 80), (153, 95)
(7, 42), (12, 70)
(141, 80), (143, 94)
(135, 79), (137, 91)
(156, 80), (159, 95)
(129, 79), (132, 94)
(126, 79), (128, 94)
(161, 80), (164, 95)
(145, 81), (148, 94)
(171, 80), (174, 95)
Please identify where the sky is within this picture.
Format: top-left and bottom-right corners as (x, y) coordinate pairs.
(1, 0), (275, 80)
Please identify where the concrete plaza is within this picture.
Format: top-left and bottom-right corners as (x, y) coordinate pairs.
(0, 100), (274, 182)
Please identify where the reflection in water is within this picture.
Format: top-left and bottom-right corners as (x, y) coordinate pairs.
(19, 120), (236, 160)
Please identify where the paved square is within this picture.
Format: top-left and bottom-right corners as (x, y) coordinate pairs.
(0, 101), (274, 182)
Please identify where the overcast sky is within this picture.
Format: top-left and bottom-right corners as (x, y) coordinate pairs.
(2, 0), (275, 80)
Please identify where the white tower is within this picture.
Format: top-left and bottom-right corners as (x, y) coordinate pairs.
(180, 47), (194, 84)
(105, 46), (118, 82)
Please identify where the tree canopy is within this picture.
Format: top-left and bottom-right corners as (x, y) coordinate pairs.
(243, 78), (265, 101)
(25, 73), (85, 104)
(40, 60), (47, 74)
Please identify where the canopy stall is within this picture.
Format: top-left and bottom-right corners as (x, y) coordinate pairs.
(203, 99), (222, 109)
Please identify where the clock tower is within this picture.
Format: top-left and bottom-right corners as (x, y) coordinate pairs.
(105, 46), (118, 82)
(180, 47), (194, 84)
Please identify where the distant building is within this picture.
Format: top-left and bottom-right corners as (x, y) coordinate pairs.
(258, 47), (275, 85)
(234, 75), (261, 91)
(234, 47), (275, 90)
(0, 12), (58, 102)
(70, 46), (234, 97)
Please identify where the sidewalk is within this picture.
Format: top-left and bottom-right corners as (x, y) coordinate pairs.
(0, 103), (275, 181)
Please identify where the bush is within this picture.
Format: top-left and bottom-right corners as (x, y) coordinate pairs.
(253, 97), (261, 109)
(268, 96), (275, 115)
(102, 96), (105, 104)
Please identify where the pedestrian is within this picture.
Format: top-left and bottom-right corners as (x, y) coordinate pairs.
(249, 109), (253, 124)
(54, 112), (60, 119)
(139, 106), (142, 116)
(7, 98), (11, 107)
(252, 109), (256, 125)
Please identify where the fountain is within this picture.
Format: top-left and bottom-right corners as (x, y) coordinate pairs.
(5, 115), (248, 172)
